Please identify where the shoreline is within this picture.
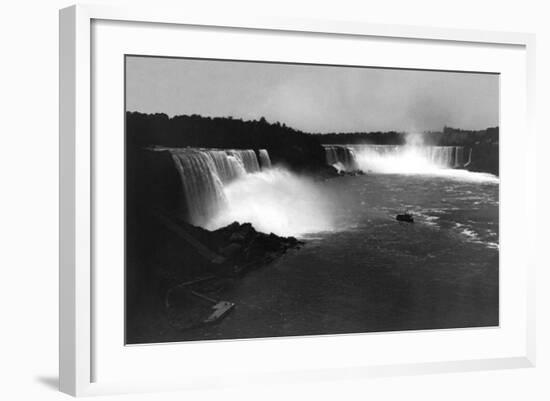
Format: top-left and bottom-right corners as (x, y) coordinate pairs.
(126, 213), (304, 343)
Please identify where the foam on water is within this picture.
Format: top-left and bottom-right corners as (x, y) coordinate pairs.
(454, 222), (499, 250)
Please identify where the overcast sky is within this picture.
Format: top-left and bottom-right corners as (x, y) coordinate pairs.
(126, 56), (499, 134)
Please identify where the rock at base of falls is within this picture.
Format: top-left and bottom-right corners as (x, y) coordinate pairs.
(336, 169), (365, 177)
(126, 213), (304, 339)
(154, 216), (304, 282)
(158, 219), (303, 332)
(208, 221), (303, 275)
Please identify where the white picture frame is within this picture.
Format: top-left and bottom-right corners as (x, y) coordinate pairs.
(59, 3), (536, 397)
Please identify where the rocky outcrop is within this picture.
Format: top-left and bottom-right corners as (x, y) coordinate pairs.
(126, 209), (304, 341)
(185, 220), (303, 276)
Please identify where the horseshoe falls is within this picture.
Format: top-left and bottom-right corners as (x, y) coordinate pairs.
(323, 144), (474, 175)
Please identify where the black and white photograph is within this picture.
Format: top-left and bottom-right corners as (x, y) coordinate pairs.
(125, 56), (499, 344)
(3, 0), (549, 398)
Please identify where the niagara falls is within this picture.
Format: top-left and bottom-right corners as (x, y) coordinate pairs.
(124, 56), (499, 344)
(162, 144), (497, 241)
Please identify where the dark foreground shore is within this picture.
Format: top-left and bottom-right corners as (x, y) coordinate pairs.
(125, 213), (303, 344)
(127, 220), (498, 344)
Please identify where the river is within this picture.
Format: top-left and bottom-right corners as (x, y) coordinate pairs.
(171, 167), (499, 341)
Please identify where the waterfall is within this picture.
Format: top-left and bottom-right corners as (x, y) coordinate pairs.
(168, 147), (269, 227)
(425, 146), (457, 167)
(208, 150), (244, 183)
(323, 144), (469, 173)
(259, 149), (272, 169)
(463, 148), (472, 167)
(171, 149), (228, 227)
(228, 150), (261, 173)
(454, 147), (464, 168)
(324, 145), (358, 172)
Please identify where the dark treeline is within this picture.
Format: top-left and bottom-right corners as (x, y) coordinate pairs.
(423, 126), (499, 146)
(126, 112), (328, 173)
(314, 126), (499, 147)
(127, 112), (499, 174)
(424, 127), (499, 175)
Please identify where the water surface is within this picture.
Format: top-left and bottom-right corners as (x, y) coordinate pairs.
(174, 172), (499, 341)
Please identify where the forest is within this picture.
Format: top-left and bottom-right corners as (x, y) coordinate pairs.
(313, 126), (499, 147)
(126, 112), (499, 174)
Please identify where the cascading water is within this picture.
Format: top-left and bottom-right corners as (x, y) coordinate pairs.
(422, 146), (457, 167)
(258, 149), (272, 169)
(164, 143), (489, 239)
(463, 148), (472, 167)
(171, 149), (229, 227)
(226, 154), (247, 178)
(228, 149), (261, 173)
(168, 148), (268, 227)
(453, 146), (464, 168)
(208, 150), (244, 183)
(165, 146), (335, 236)
(323, 144), (472, 174)
(324, 145), (359, 172)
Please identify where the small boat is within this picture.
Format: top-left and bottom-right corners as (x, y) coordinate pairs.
(396, 213), (414, 223)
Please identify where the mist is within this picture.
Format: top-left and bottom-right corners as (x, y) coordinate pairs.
(207, 168), (336, 237)
(353, 146), (499, 183)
